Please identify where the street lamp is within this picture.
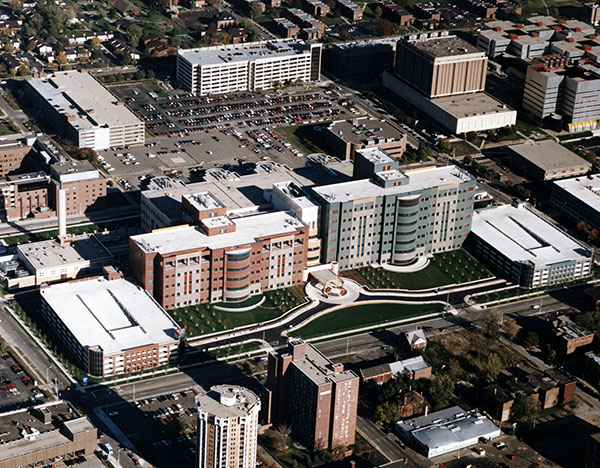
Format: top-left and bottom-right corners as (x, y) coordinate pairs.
(46, 365), (53, 385)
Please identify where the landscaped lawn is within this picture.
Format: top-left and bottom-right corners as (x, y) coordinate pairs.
(142, 79), (168, 98)
(0, 119), (19, 135)
(291, 302), (443, 339)
(351, 249), (491, 290)
(276, 123), (331, 156)
(169, 288), (304, 337)
(451, 140), (479, 157)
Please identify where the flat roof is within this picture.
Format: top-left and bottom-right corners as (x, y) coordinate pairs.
(327, 118), (405, 144)
(396, 406), (500, 452)
(471, 203), (592, 268)
(196, 385), (259, 418)
(433, 92), (516, 118)
(288, 340), (358, 386)
(509, 140), (591, 173)
(133, 210), (305, 254)
(406, 35), (482, 58)
(178, 39), (314, 67)
(40, 277), (181, 354)
(18, 235), (112, 271)
(333, 36), (403, 50)
(26, 71), (142, 130)
(312, 165), (474, 204)
(554, 173), (600, 214)
(184, 191), (224, 211)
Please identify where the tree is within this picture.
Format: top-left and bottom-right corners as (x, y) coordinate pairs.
(374, 5), (383, 18)
(374, 400), (400, 424)
(512, 393), (541, 427)
(90, 37), (101, 48)
(482, 310), (501, 339)
(483, 352), (503, 382)
(463, 154), (473, 166)
(165, 417), (185, 438)
(375, 19), (393, 36)
(268, 424), (291, 452)
(10, 0), (20, 13)
(56, 51), (67, 65)
(438, 138), (452, 154)
(426, 374), (455, 410)
(523, 331), (539, 349)
(503, 318), (519, 341)
(126, 24), (143, 48)
(417, 141), (432, 160)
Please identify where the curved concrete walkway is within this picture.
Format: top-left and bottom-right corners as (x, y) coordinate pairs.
(305, 279), (361, 305)
(380, 257), (429, 273)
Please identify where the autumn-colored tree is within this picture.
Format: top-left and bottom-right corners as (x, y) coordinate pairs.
(502, 317), (519, 341)
(56, 51), (67, 65)
(90, 37), (101, 47)
(375, 19), (393, 36)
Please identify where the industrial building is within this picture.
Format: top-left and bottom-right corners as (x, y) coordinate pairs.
(130, 202), (309, 307)
(322, 36), (402, 83)
(0, 401), (97, 468)
(551, 173), (600, 230)
(383, 33), (516, 133)
(311, 149), (477, 270)
(265, 339), (359, 451)
(522, 55), (600, 131)
(176, 40), (322, 96)
(25, 71), (145, 150)
(506, 140), (591, 181)
(39, 271), (183, 377)
(325, 118), (407, 160)
(395, 406), (500, 458)
(196, 385), (260, 468)
(469, 201), (593, 288)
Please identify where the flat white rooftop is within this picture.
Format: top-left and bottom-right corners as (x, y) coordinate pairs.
(196, 385), (260, 418)
(471, 203), (592, 268)
(357, 147), (397, 165)
(433, 92), (517, 119)
(40, 277), (181, 355)
(132, 211), (305, 254)
(178, 39), (314, 67)
(312, 165), (474, 203)
(554, 173), (600, 213)
(26, 71), (142, 130)
(184, 191), (224, 211)
(508, 140), (591, 172)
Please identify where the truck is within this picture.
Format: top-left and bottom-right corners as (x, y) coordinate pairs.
(102, 443), (114, 455)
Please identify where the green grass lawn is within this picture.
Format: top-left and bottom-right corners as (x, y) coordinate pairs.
(452, 140), (479, 156)
(276, 123), (332, 156)
(169, 289), (303, 336)
(142, 79), (168, 98)
(353, 249), (491, 290)
(291, 302), (444, 339)
(0, 119), (19, 135)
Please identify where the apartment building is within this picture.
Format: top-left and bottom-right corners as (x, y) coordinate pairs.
(469, 201), (593, 288)
(25, 71), (145, 150)
(49, 159), (107, 216)
(265, 339), (359, 451)
(0, 172), (52, 221)
(337, 0), (364, 20)
(176, 39), (322, 96)
(310, 148), (477, 270)
(39, 271), (183, 377)
(196, 385), (260, 468)
(130, 193), (309, 308)
(522, 55), (600, 131)
(301, 0), (330, 16)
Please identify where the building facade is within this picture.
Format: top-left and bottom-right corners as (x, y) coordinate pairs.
(39, 272), (183, 377)
(311, 149), (477, 270)
(196, 385), (260, 468)
(176, 40), (322, 96)
(552, 173), (600, 231)
(469, 201), (593, 288)
(25, 71), (144, 150)
(265, 339), (359, 451)
(0, 142), (32, 177)
(130, 196), (309, 308)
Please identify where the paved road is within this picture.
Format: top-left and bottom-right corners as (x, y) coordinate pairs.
(357, 416), (406, 462)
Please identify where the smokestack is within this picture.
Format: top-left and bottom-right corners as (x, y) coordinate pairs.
(58, 183), (67, 238)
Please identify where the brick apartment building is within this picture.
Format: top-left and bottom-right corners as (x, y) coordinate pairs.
(0, 141), (32, 177)
(264, 339), (359, 451)
(546, 314), (595, 355)
(130, 191), (309, 308)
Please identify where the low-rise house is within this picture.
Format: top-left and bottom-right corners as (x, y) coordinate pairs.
(404, 329), (427, 351)
(360, 356), (432, 384)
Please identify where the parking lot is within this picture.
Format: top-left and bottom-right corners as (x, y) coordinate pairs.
(107, 389), (199, 467)
(0, 352), (45, 410)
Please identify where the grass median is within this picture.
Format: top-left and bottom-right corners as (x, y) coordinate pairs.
(290, 302), (444, 339)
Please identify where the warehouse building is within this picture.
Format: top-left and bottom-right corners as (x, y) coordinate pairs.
(39, 271), (183, 377)
(506, 140), (591, 180)
(25, 71), (144, 150)
(469, 201), (593, 288)
(176, 39), (322, 96)
(311, 149), (477, 270)
(395, 406), (500, 458)
(383, 33), (516, 133)
(551, 173), (600, 230)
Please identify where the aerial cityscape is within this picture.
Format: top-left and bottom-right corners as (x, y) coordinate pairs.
(3, 0), (600, 467)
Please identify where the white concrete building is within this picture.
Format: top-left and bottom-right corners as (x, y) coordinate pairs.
(25, 71), (145, 150)
(39, 274), (183, 377)
(176, 39), (322, 96)
(196, 385), (260, 468)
